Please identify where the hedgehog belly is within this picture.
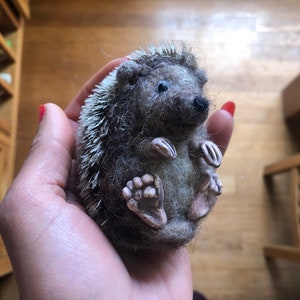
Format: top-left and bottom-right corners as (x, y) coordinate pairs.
(97, 149), (200, 252)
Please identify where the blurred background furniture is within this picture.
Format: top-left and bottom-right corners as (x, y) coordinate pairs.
(264, 72), (300, 263)
(263, 153), (300, 263)
(282, 74), (300, 122)
(0, 0), (29, 277)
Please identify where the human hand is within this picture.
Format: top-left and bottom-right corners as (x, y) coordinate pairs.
(0, 58), (234, 300)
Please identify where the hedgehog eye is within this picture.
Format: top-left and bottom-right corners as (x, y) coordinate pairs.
(157, 81), (169, 93)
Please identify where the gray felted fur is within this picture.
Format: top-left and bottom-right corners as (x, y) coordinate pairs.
(77, 44), (223, 253)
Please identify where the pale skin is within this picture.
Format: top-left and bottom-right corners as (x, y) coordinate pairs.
(0, 58), (234, 300)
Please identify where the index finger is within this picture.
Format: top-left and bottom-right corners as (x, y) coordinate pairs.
(207, 103), (235, 155)
(65, 57), (127, 121)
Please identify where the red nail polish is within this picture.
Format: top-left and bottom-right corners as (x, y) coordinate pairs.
(39, 104), (46, 123)
(221, 101), (235, 117)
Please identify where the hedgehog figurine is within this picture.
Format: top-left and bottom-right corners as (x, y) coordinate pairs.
(77, 44), (223, 252)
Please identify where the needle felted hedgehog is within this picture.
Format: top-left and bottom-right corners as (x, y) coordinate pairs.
(77, 44), (223, 252)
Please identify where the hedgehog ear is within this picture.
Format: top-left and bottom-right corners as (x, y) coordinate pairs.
(181, 51), (197, 69)
(116, 60), (143, 86)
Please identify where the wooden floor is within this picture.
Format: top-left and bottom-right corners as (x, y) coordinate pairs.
(6, 0), (300, 299)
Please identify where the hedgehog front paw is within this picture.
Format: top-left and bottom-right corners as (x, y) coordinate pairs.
(199, 141), (222, 168)
(122, 174), (167, 229)
(150, 137), (177, 159)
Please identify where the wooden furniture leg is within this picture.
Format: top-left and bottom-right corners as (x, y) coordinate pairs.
(263, 153), (300, 262)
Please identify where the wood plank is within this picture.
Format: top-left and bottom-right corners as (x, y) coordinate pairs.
(0, 119), (11, 136)
(282, 74), (300, 120)
(264, 153), (300, 176)
(12, 0), (30, 20)
(0, 236), (11, 277)
(0, 0), (20, 33)
(291, 168), (300, 247)
(0, 77), (14, 101)
(0, 33), (16, 63)
(264, 245), (300, 263)
(7, 19), (24, 183)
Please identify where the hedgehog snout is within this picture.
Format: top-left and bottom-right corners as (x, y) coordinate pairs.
(193, 96), (209, 114)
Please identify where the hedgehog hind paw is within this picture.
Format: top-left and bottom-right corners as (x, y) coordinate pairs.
(188, 171), (223, 221)
(122, 174), (167, 229)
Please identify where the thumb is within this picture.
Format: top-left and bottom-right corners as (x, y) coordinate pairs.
(21, 103), (75, 191)
(1, 103), (75, 221)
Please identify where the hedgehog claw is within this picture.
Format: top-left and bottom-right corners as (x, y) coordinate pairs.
(122, 174), (167, 228)
(199, 141), (222, 168)
(150, 137), (177, 159)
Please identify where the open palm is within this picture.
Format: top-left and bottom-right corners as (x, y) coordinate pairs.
(0, 59), (233, 299)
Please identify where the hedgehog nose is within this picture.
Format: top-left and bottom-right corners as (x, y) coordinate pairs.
(193, 96), (209, 113)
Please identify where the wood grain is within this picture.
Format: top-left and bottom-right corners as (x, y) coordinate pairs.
(13, 0), (300, 299)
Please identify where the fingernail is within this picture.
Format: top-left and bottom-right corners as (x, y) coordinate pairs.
(221, 101), (235, 117)
(39, 104), (46, 123)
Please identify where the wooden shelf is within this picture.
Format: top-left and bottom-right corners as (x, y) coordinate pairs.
(0, 238), (12, 277)
(0, 118), (10, 135)
(0, 0), (29, 279)
(12, 0), (30, 20)
(0, 33), (16, 63)
(0, 76), (13, 101)
(0, 0), (20, 34)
